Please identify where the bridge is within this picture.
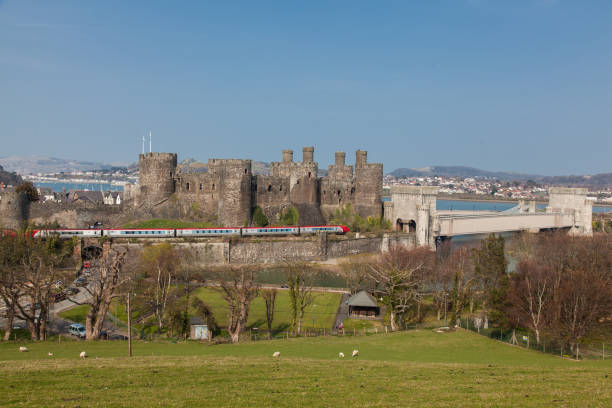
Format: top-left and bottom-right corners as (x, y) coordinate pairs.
(384, 186), (593, 248)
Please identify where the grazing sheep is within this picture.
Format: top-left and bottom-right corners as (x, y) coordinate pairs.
(48, 352), (54, 356)
(79, 351), (87, 359)
(272, 351), (280, 358)
(338, 352), (345, 358)
(352, 349), (359, 357)
(19, 346), (28, 352)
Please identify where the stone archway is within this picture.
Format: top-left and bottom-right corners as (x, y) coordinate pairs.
(396, 219), (417, 233)
(82, 245), (103, 260)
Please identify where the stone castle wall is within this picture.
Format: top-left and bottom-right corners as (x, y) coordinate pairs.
(0, 191), (30, 230)
(134, 147), (383, 227)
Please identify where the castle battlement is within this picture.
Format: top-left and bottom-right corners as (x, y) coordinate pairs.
(137, 147), (383, 227)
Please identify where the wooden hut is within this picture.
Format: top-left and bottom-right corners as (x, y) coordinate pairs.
(347, 290), (380, 319)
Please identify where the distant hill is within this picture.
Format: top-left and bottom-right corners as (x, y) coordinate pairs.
(0, 156), (130, 175)
(388, 166), (541, 181)
(388, 166), (612, 187)
(0, 164), (23, 186)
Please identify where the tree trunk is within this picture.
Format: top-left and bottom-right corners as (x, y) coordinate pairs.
(3, 313), (14, 341)
(390, 311), (397, 331)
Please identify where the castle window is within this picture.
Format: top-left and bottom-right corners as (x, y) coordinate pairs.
(244, 169), (248, 174)
(199, 183), (203, 191)
(279, 185), (282, 191)
(170, 172), (173, 177)
(186, 182), (190, 191)
(212, 183), (215, 190)
(308, 172), (312, 178)
(268, 185), (272, 192)
(337, 190), (341, 196)
(351, 187), (355, 194)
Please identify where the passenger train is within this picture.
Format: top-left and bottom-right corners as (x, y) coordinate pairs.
(30, 225), (349, 239)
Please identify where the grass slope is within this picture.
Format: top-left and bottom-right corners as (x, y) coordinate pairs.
(0, 330), (609, 407)
(194, 287), (341, 330)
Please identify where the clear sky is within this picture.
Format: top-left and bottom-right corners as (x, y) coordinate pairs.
(1, 0), (611, 175)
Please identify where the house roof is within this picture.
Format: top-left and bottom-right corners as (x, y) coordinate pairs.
(69, 190), (104, 203)
(189, 316), (206, 325)
(347, 290), (379, 308)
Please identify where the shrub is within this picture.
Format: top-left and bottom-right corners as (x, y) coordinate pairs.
(279, 206), (299, 226)
(252, 207), (269, 227)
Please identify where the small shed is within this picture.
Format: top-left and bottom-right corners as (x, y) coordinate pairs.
(347, 290), (380, 319)
(189, 317), (210, 340)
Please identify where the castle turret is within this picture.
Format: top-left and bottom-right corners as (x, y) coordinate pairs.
(282, 150), (294, 163)
(353, 150), (383, 218)
(138, 153), (177, 204)
(302, 147), (314, 164)
(335, 151), (346, 166)
(0, 191), (30, 230)
(209, 159), (252, 226)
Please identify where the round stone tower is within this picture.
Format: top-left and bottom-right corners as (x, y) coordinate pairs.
(354, 150), (383, 219)
(0, 191), (30, 230)
(138, 152), (177, 204)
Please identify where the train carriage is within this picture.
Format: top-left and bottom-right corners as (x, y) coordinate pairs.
(32, 229), (103, 238)
(241, 226), (300, 236)
(102, 228), (175, 238)
(300, 225), (349, 234)
(175, 228), (241, 237)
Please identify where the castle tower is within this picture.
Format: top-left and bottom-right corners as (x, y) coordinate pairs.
(0, 191), (30, 230)
(282, 150), (294, 163)
(302, 147), (314, 163)
(209, 159), (252, 226)
(291, 147), (318, 205)
(138, 153), (177, 204)
(353, 150), (383, 218)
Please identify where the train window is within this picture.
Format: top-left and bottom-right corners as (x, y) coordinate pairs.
(186, 183), (190, 191)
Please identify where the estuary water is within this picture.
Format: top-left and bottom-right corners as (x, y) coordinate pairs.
(34, 181), (124, 192)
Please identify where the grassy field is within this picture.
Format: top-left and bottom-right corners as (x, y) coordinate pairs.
(193, 287), (341, 331)
(0, 329), (609, 407)
(59, 288), (342, 332)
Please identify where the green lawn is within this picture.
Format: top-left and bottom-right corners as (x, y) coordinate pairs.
(58, 288), (342, 332)
(0, 330), (609, 407)
(194, 287), (341, 331)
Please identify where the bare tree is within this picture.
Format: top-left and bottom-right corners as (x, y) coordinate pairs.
(0, 231), (71, 340)
(69, 248), (129, 340)
(555, 267), (611, 354)
(508, 260), (554, 344)
(286, 263), (315, 335)
(217, 267), (259, 343)
(366, 245), (434, 331)
(139, 243), (182, 331)
(261, 289), (277, 339)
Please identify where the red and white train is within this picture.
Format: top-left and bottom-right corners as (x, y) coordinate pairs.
(31, 225), (349, 239)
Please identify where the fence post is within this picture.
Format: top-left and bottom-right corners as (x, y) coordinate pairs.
(385, 326), (388, 334)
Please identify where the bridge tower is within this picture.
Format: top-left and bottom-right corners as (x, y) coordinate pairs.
(547, 188), (593, 236)
(384, 186), (438, 248)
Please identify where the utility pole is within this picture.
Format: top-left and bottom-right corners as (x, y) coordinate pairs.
(127, 292), (132, 357)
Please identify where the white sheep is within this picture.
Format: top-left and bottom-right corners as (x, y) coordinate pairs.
(338, 352), (345, 358)
(272, 351), (280, 358)
(18, 346), (28, 352)
(352, 349), (359, 357)
(48, 352), (54, 356)
(79, 351), (87, 359)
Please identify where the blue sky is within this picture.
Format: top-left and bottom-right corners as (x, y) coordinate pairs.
(1, 0), (611, 175)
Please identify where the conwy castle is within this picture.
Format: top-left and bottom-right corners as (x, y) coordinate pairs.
(126, 147), (383, 227)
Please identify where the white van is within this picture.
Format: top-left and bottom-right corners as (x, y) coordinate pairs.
(69, 323), (86, 338)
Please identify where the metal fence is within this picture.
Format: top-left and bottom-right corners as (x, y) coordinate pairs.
(458, 317), (611, 361)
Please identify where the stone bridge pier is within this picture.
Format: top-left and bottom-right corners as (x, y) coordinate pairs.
(384, 186), (594, 249)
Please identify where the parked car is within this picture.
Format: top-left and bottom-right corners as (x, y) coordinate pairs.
(69, 323), (86, 339)
(75, 277), (87, 287)
(50, 293), (66, 303)
(64, 287), (79, 295)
